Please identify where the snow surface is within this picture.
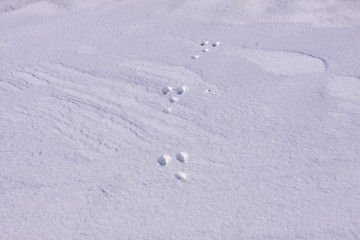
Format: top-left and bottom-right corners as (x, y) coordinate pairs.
(1, 0), (360, 239)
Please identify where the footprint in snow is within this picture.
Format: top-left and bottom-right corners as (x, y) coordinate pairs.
(192, 40), (220, 59)
(160, 86), (187, 115)
(169, 96), (178, 103)
(176, 152), (188, 162)
(158, 154), (172, 166)
(162, 108), (172, 114)
(212, 41), (220, 47)
(175, 172), (187, 181)
(162, 86), (173, 95)
(157, 152), (189, 181)
(175, 86), (188, 95)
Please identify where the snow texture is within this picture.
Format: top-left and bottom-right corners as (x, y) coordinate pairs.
(1, 0), (360, 239)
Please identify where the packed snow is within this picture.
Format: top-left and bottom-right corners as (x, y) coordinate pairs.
(1, 0), (360, 239)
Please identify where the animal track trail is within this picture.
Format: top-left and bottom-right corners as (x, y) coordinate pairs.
(157, 41), (215, 181)
(212, 41), (220, 47)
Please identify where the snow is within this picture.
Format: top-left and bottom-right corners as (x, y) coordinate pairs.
(1, 0), (360, 239)
(157, 155), (172, 166)
(175, 172), (187, 181)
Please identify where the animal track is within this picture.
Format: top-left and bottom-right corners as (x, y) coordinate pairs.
(175, 172), (187, 181)
(162, 86), (172, 95)
(161, 86), (188, 96)
(157, 154), (172, 166)
(162, 108), (172, 114)
(175, 86), (188, 95)
(192, 40), (221, 59)
(157, 152), (189, 181)
(157, 41), (205, 181)
(212, 41), (220, 47)
(236, 46), (326, 76)
(169, 96), (178, 103)
(176, 152), (188, 162)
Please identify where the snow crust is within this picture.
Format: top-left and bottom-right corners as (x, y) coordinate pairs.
(1, 0), (360, 239)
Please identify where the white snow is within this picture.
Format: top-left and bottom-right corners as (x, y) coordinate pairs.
(162, 108), (172, 114)
(1, 0), (360, 239)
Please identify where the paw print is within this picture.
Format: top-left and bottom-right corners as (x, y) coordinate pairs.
(157, 152), (189, 181)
